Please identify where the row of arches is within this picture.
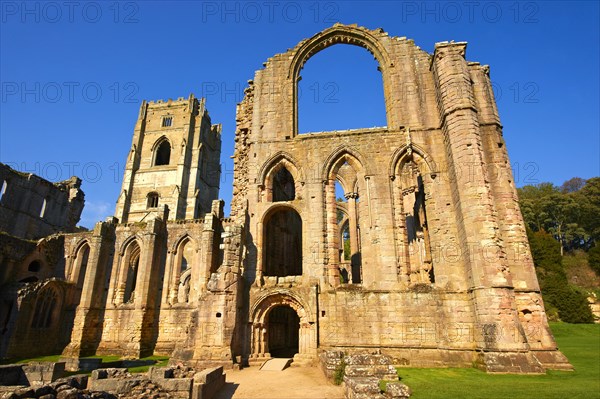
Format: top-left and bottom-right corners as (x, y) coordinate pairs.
(257, 145), (437, 286)
(67, 234), (206, 308)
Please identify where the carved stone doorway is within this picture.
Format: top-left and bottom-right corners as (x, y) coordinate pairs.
(249, 292), (316, 361)
(267, 305), (300, 358)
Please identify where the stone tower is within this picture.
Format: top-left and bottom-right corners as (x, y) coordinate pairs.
(115, 94), (221, 223)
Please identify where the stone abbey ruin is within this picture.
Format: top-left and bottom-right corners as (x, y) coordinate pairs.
(0, 24), (572, 378)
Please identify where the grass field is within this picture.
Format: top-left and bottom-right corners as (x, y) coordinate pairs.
(2, 323), (598, 397)
(397, 322), (600, 399)
(2, 354), (168, 374)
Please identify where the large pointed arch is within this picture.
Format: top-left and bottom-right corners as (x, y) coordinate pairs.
(70, 240), (91, 289)
(389, 143), (438, 178)
(258, 152), (303, 184)
(114, 236), (142, 305)
(118, 235), (143, 257)
(322, 146), (367, 182)
(152, 136), (172, 166)
(390, 144), (438, 286)
(289, 24), (395, 135)
(258, 152), (304, 202)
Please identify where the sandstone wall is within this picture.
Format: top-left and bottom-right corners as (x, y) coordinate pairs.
(231, 24), (567, 372)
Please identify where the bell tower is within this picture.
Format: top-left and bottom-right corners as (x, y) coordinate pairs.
(115, 94), (221, 223)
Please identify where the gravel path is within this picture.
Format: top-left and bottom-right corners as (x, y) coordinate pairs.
(214, 364), (344, 399)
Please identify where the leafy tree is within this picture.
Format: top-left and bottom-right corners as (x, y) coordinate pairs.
(577, 178), (600, 244)
(518, 183), (560, 232)
(518, 178), (600, 252)
(561, 177), (586, 193)
(540, 193), (584, 255)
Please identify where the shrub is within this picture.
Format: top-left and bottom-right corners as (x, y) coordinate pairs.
(333, 358), (346, 385)
(588, 245), (600, 276)
(542, 278), (593, 323)
(528, 229), (593, 323)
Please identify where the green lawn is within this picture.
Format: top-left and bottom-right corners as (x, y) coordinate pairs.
(2, 354), (169, 374)
(397, 322), (600, 399)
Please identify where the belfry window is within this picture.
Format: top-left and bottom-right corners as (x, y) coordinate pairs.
(162, 116), (173, 127)
(154, 140), (171, 166)
(147, 192), (159, 208)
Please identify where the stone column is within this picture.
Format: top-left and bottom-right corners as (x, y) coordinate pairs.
(201, 213), (218, 288)
(325, 180), (340, 286)
(345, 193), (359, 257)
(345, 192), (360, 283)
(255, 220), (264, 285)
(62, 219), (116, 362)
(163, 250), (175, 305)
(431, 42), (537, 372)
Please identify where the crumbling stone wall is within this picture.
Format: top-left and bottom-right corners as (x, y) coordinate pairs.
(1, 279), (77, 359)
(0, 24), (573, 376)
(0, 234), (88, 360)
(0, 163), (84, 240)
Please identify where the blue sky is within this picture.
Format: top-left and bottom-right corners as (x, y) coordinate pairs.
(1, 1), (598, 228)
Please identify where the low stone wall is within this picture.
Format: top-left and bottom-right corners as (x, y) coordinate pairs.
(192, 367), (226, 399)
(0, 362), (65, 387)
(21, 362), (65, 386)
(87, 366), (226, 399)
(319, 350), (344, 379)
(344, 354), (398, 381)
(149, 367), (193, 398)
(319, 351), (412, 399)
(88, 369), (146, 395)
(344, 377), (411, 399)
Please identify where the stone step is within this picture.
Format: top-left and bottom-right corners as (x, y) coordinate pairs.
(259, 358), (293, 371)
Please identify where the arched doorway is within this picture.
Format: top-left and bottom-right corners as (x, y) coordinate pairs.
(249, 292), (315, 361)
(267, 306), (300, 358)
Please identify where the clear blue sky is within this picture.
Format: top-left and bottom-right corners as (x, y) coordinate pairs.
(1, 1), (598, 228)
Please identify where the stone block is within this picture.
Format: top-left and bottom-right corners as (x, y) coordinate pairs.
(0, 365), (27, 386)
(22, 362), (65, 385)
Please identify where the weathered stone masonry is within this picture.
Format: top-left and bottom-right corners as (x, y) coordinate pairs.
(0, 24), (571, 375)
(232, 24), (570, 372)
